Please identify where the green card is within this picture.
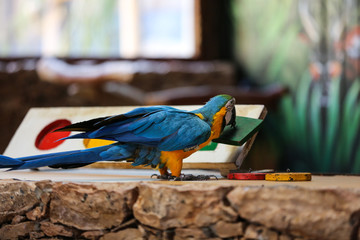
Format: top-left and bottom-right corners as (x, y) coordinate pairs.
(212, 116), (263, 146)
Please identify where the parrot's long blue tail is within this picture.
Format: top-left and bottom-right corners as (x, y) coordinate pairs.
(0, 143), (134, 171)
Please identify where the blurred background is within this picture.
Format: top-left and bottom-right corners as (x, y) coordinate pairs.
(0, 0), (359, 173)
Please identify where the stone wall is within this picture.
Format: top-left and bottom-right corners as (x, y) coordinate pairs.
(0, 180), (359, 240)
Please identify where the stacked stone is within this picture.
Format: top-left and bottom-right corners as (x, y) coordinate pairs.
(0, 180), (359, 240)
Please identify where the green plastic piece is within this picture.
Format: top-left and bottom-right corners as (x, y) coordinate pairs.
(199, 141), (218, 151)
(212, 116), (263, 146)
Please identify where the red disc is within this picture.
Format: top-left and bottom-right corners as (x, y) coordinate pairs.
(227, 172), (266, 180)
(35, 119), (72, 150)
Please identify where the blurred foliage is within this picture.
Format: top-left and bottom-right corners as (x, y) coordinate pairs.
(61, 0), (119, 56)
(0, 0), (120, 57)
(279, 76), (360, 173)
(233, 0), (360, 173)
(232, 0), (310, 89)
(0, 0), (193, 58)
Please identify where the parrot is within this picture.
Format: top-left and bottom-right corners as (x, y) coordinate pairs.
(0, 94), (236, 180)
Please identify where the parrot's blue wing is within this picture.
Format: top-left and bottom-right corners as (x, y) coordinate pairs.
(57, 106), (175, 132)
(61, 107), (211, 151)
(127, 110), (211, 151)
(0, 145), (114, 170)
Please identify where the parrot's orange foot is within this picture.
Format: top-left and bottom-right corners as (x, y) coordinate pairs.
(174, 174), (218, 181)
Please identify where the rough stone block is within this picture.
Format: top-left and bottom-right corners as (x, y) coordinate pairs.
(0, 181), (39, 224)
(244, 224), (279, 240)
(100, 228), (142, 240)
(174, 227), (211, 239)
(81, 230), (106, 239)
(0, 221), (37, 239)
(211, 220), (244, 238)
(40, 221), (73, 238)
(228, 185), (360, 240)
(133, 183), (236, 230)
(49, 182), (137, 230)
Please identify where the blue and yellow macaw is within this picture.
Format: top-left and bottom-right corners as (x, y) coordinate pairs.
(0, 95), (236, 179)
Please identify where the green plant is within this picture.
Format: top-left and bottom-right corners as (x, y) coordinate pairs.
(232, 0), (309, 88)
(279, 74), (360, 173)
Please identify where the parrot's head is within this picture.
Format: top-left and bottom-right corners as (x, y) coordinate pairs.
(198, 94), (236, 129)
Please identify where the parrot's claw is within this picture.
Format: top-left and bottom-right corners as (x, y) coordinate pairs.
(174, 174), (218, 181)
(150, 173), (218, 181)
(151, 174), (175, 180)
